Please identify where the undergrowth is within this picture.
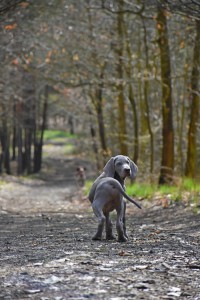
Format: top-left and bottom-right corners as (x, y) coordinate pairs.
(126, 178), (200, 201)
(85, 178), (200, 208)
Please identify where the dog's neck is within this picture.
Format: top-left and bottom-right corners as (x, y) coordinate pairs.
(114, 172), (125, 190)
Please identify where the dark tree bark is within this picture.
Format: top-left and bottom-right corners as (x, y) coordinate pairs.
(0, 126), (11, 174)
(22, 70), (36, 174)
(142, 18), (154, 174)
(89, 70), (108, 165)
(12, 98), (16, 161)
(116, 0), (128, 156)
(157, 8), (174, 184)
(185, 20), (200, 178)
(0, 100), (11, 174)
(123, 17), (139, 163)
(16, 100), (23, 175)
(34, 85), (48, 173)
(128, 84), (139, 163)
(87, 3), (108, 163)
(87, 106), (101, 172)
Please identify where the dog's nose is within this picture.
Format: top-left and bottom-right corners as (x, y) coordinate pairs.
(124, 168), (131, 175)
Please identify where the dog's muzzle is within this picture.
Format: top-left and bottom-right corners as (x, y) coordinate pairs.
(124, 167), (131, 176)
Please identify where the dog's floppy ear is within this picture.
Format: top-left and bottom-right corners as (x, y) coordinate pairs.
(129, 159), (138, 180)
(103, 157), (115, 177)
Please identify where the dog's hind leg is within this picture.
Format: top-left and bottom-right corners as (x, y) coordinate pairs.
(116, 202), (127, 242)
(92, 202), (105, 240)
(122, 201), (128, 239)
(105, 213), (115, 240)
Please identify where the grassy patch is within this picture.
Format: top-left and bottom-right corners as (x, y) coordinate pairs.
(126, 182), (157, 199)
(85, 180), (94, 193)
(43, 130), (77, 141)
(126, 178), (200, 207)
(42, 130), (77, 156)
(180, 178), (200, 192)
(85, 177), (200, 208)
(0, 179), (6, 188)
(63, 144), (75, 155)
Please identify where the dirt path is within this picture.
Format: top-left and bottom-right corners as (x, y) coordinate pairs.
(0, 142), (200, 299)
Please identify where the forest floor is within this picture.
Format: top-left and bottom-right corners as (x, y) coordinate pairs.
(0, 139), (200, 300)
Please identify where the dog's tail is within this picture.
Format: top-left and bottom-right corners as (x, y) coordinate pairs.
(118, 186), (142, 209)
(107, 178), (142, 209)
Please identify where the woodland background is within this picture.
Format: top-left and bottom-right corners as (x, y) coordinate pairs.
(0, 0), (200, 184)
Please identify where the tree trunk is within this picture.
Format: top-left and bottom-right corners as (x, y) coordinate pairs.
(115, 0), (128, 156)
(12, 98), (17, 161)
(17, 127), (23, 175)
(87, 3), (108, 162)
(177, 62), (188, 175)
(185, 20), (200, 178)
(34, 85), (48, 173)
(123, 17), (139, 163)
(22, 70), (36, 174)
(0, 100), (11, 174)
(142, 18), (154, 174)
(157, 8), (174, 184)
(0, 126), (11, 174)
(87, 106), (101, 172)
(128, 85), (139, 163)
(95, 72), (108, 163)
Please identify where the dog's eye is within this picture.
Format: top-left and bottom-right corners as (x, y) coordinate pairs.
(116, 162), (122, 166)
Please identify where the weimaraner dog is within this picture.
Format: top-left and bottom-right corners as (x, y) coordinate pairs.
(88, 155), (141, 242)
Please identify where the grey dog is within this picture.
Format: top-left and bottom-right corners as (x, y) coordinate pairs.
(88, 155), (141, 242)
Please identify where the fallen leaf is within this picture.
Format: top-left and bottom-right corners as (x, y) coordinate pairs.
(73, 54), (79, 61)
(4, 23), (17, 30)
(19, 2), (29, 8)
(118, 250), (132, 256)
(11, 58), (19, 66)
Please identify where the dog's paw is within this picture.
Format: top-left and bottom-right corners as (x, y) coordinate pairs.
(92, 235), (102, 241)
(106, 235), (116, 240)
(118, 236), (128, 242)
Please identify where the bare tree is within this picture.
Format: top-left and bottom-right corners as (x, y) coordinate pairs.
(157, 8), (174, 184)
(185, 20), (200, 178)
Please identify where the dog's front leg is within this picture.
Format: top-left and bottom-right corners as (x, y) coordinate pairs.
(116, 201), (127, 242)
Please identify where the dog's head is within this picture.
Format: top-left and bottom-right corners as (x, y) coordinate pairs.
(103, 155), (138, 180)
(76, 166), (86, 177)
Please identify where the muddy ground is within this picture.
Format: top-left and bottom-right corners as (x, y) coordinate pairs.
(0, 142), (200, 300)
